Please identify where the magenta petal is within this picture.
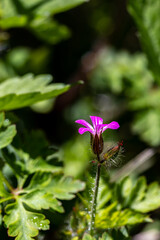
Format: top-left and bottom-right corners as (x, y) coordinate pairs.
(75, 119), (93, 129)
(102, 121), (120, 132)
(78, 127), (94, 135)
(90, 116), (103, 128)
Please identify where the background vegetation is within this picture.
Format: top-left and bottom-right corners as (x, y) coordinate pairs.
(0, 0), (160, 239)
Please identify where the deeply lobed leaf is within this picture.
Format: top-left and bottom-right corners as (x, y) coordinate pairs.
(4, 200), (50, 240)
(26, 172), (85, 200)
(95, 203), (151, 229)
(115, 176), (160, 213)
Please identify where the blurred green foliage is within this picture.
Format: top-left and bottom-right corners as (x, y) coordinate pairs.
(63, 170), (160, 239)
(128, 0), (160, 82)
(0, 0), (87, 43)
(0, 0), (160, 239)
(90, 48), (160, 146)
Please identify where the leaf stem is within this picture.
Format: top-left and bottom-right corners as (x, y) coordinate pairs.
(89, 154), (101, 235)
(0, 171), (13, 192)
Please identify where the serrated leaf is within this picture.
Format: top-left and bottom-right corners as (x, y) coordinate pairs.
(22, 189), (64, 213)
(128, 0), (160, 81)
(4, 200), (50, 240)
(131, 182), (160, 213)
(115, 176), (160, 213)
(1, 147), (28, 177)
(0, 112), (16, 149)
(27, 173), (85, 200)
(2, 145), (62, 179)
(45, 176), (86, 200)
(95, 203), (151, 229)
(0, 74), (70, 111)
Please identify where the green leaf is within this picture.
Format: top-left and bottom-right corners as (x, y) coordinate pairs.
(32, 0), (88, 16)
(2, 145), (63, 178)
(47, 176), (85, 200)
(27, 173), (85, 200)
(63, 135), (90, 177)
(90, 49), (153, 95)
(30, 17), (70, 44)
(4, 200), (50, 240)
(131, 181), (160, 213)
(82, 233), (96, 240)
(95, 203), (151, 229)
(28, 157), (63, 174)
(129, 89), (160, 110)
(0, 172), (11, 197)
(99, 233), (113, 240)
(0, 74), (70, 111)
(0, 112), (16, 149)
(128, 0), (160, 81)
(99, 230), (130, 240)
(0, 0), (87, 43)
(0, 15), (28, 28)
(132, 109), (160, 146)
(81, 231), (130, 240)
(115, 176), (160, 213)
(22, 189), (64, 213)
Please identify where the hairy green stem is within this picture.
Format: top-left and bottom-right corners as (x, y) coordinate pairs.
(90, 154), (101, 235)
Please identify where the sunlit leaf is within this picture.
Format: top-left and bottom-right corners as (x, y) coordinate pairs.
(0, 172), (11, 197)
(82, 233), (96, 240)
(31, 0), (88, 16)
(95, 203), (151, 229)
(0, 112), (16, 149)
(28, 157), (63, 174)
(27, 172), (85, 200)
(22, 189), (64, 213)
(0, 74), (70, 111)
(115, 176), (160, 213)
(4, 200), (50, 240)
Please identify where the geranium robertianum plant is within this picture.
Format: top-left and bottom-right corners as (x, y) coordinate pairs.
(75, 116), (120, 235)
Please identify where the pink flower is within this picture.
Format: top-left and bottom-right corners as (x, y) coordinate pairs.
(75, 116), (120, 155)
(75, 116), (119, 136)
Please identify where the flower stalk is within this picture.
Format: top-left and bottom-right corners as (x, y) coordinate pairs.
(90, 154), (101, 235)
(75, 116), (120, 236)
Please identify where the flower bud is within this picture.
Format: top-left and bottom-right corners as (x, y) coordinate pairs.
(102, 141), (123, 162)
(91, 133), (104, 155)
